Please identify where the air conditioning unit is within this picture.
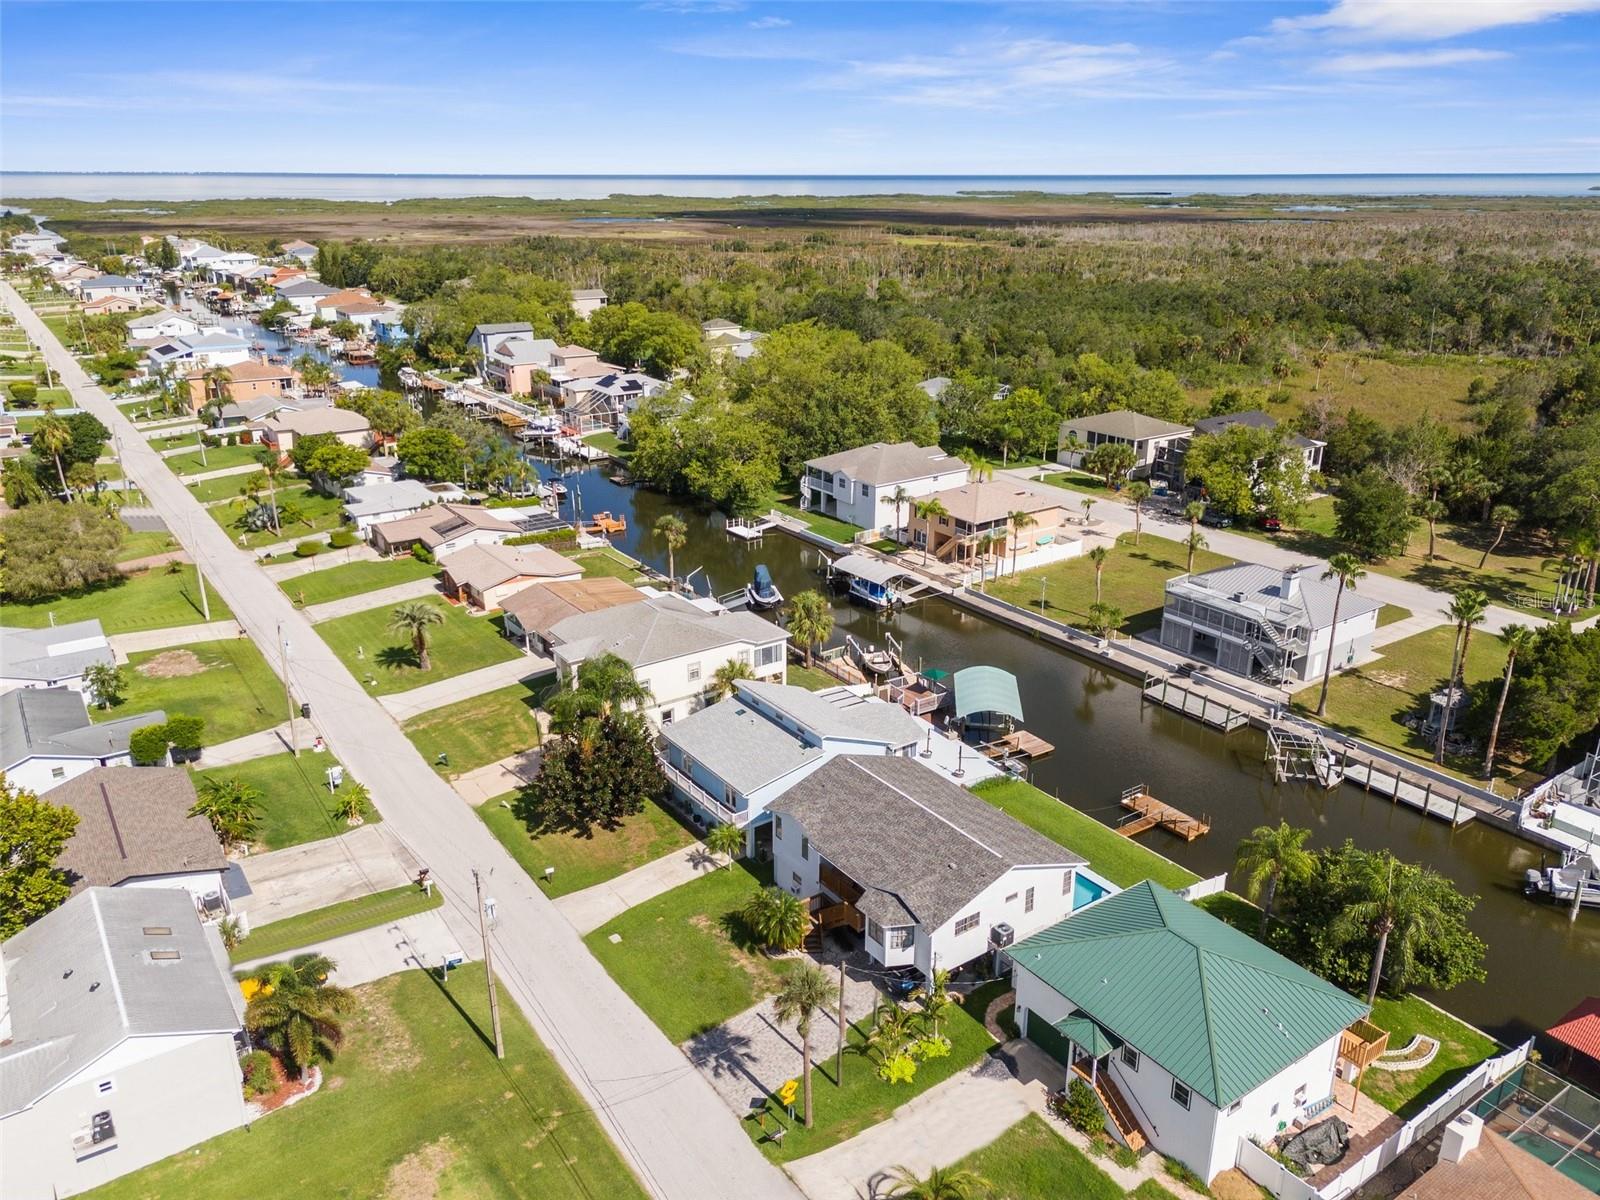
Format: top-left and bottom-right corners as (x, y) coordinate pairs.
(990, 922), (1015, 949)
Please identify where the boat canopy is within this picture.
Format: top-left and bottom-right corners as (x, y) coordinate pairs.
(953, 665), (1025, 722)
(830, 553), (904, 587)
(753, 564), (776, 592)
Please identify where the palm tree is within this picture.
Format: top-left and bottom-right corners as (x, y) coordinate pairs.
(1478, 504), (1519, 568)
(742, 886), (811, 952)
(914, 498), (949, 565)
(243, 953), (357, 1079)
(547, 652), (653, 747)
(888, 485), (912, 542)
(1086, 602), (1122, 639)
(785, 590), (834, 668)
(711, 657), (755, 700)
(1080, 497), (1095, 526)
(1008, 509), (1037, 576)
(1183, 527), (1208, 574)
(190, 775), (261, 851)
(772, 962), (836, 1128)
(388, 601), (445, 671)
(1126, 480), (1153, 545)
(959, 449), (993, 483)
(201, 366), (233, 420)
(1234, 822), (1315, 935)
(973, 531), (996, 590)
(252, 446), (287, 534)
(1087, 545), (1110, 603)
(333, 781), (370, 825)
(884, 1165), (990, 1200)
(1421, 498), (1447, 560)
(1435, 587), (1488, 764)
(1315, 554), (1366, 717)
(32, 414), (72, 495)
(705, 821), (743, 870)
(655, 513), (687, 583)
(1332, 852), (1451, 1005)
(1184, 499), (1206, 535)
(1482, 624), (1534, 781)
(916, 968), (955, 1037)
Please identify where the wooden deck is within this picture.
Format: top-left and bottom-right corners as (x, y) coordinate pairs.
(1118, 786), (1211, 841)
(979, 731), (1055, 760)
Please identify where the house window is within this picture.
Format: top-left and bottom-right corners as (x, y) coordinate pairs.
(866, 919), (883, 943)
(1227, 1100), (1242, 1115)
(1006, 893), (1018, 904)
(800, 837), (810, 861)
(51, 766), (66, 780)
(774, 815), (783, 838)
(1024, 887), (1035, 914)
(860, 482), (869, 497)
(1121, 1047), (1139, 1072)
(1171, 1080), (1191, 1110)
(1294, 1084), (1307, 1106)
(724, 784), (737, 809)
(888, 927), (913, 950)
(791, 872), (802, 889)
(755, 643), (783, 668)
(660, 708), (674, 724)
(148, 949), (181, 962)
(687, 661), (702, 682)
(954, 912), (980, 936)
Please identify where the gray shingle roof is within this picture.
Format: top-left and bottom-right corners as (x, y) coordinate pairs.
(472, 322), (534, 339)
(1062, 411), (1193, 441)
(661, 699), (822, 795)
(1191, 409), (1278, 436)
(82, 274), (138, 289)
(549, 595), (786, 670)
(275, 279), (339, 298)
(737, 680), (924, 748)
(0, 622), (113, 683)
(438, 542), (576, 592)
(0, 688), (165, 770)
(53, 767), (228, 891)
(0, 888), (243, 1116)
(770, 757), (1083, 930)
(805, 442), (963, 487)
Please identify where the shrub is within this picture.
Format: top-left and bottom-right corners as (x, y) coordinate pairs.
(1056, 1078), (1105, 1135)
(328, 528), (358, 548)
(8, 381), (37, 405)
(1164, 1157), (1210, 1195)
(164, 714), (205, 752)
(1111, 1144), (1140, 1169)
(506, 528), (578, 550)
(294, 539), (323, 558)
(410, 543), (434, 564)
(128, 723), (169, 765)
(240, 1049), (277, 1099)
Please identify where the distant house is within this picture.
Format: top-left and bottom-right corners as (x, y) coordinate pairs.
(314, 288), (379, 324)
(216, 393), (328, 430)
(1058, 411), (1194, 484)
(483, 334), (558, 395)
(500, 576), (644, 653)
(701, 318), (764, 361)
(125, 309), (200, 343)
(438, 542), (581, 611)
(143, 331), (252, 373)
(561, 370), (667, 430)
(371, 313), (410, 345)
(367, 501), (520, 557)
(279, 238), (318, 265)
(1012, 881), (1369, 1186)
(358, 454), (402, 486)
(0, 621), (114, 695)
(80, 294), (140, 316)
(801, 441), (968, 536)
(469, 322), (535, 362)
(190, 247), (259, 279)
(546, 594), (788, 724)
(77, 275), (143, 303)
(185, 359), (295, 412)
(1160, 561), (1381, 684)
(905, 478), (1080, 573)
(917, 376), (952, 401)
(272, 278), (340, 316)
(253, 405), (371, 456)
(571, 288), (608, 318)
(52, 767), (231, 917)
(771, 755), (1088, 973)
(341, 478), (458, 532)
(0, 888), (248, 1200)
(1184, 409), (1326, 479)
(1, 688), (166, 795)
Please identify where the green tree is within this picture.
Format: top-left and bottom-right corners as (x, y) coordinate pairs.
(883, 1165), (990, 1200)
(1333, 851), (1472, 1004)
(1335, 468), (1417, 560)
(82, 661), (127, 709)
(1314, 554), (1366, 717)
(1482, 624), (1534, 780)
(1478, 504), (1520, 568)
(711, 657), (755, 700)
(243, 953), (357, 1079)
(1183, 425), (1309, 521)
(388, 601), (446, 671)
(299, 438), (370, 495)
(655, 513), (687, 582)
(546, 652), (653, 748)
(333, 781), (370, 824)
(772, 962), (836, 1128)
(1086, 601), (1122, 638)
(395, 426), (467, 482)
(978, 387), (1056, 465)
(705, 822), (744, 870)
(1420, 498), (1447, 560)
(31, 413), (72, 494)
(785, 590), (834, 668)
(1007, 509), (1037, 576)
(1435, 587), (1489, 763)
(0, 777), (79, 938)
(887, 485), (912, 540)
(1084, 441), (1137, 491)
(1125, 480), (1153, 544)
(1183, 527), (1208, 574)
(914, 497), (949, 565)
(742, 886), (811, 952)
(1234, 822), (1315, 935)
(0, 501), (124, 599)
(1481, 623), (1600, 768)
(523, 713), (663, 836)
(1087, 544), (1110, 603)
(190, 775), (262, 851)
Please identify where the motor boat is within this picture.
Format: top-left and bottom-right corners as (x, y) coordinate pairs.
(745, 564), (784, 610)
(1525, 853), (1600, 911)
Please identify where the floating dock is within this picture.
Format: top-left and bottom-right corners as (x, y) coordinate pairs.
(1118, 785), (1211, 841)
(725, 516), (778, 541)
(979, 731), (1056, 760)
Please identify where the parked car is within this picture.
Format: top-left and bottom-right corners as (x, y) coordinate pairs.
(885, 966), (925, 996)
(1200, 508), (1233, 529)
(1257, 514), (1282, 532)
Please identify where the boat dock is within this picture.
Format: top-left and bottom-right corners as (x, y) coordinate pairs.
(1141, 672), (1250, 732)
(979, 731), (1055, 761)
(726, 516), (779, 541)
(1118, 785), (1211, 841)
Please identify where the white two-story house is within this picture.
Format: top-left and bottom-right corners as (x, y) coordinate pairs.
(125, 309), (201, 344)
(801, 442), (969, 539)
(1012, 881), (1370, 1186)
(770, 755), (1088, 976)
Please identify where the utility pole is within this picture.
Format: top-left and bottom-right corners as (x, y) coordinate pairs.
(835, 957), (847, 1083)
(277, 620), (298, 756)
(196, 561), (210, 620)
(474, 868), (505, 1059)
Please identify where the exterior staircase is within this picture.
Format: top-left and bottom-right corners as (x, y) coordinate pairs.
(1074, 1064), (1147, 1152)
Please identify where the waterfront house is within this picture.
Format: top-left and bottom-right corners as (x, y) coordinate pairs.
(372, 313), (410, 344)
(1, 688), (166, 795)
(561, 370), (667, 430)
(905, 478), (1079, 573)
(342, 478), (458, 532)
(144, 331), (252, 374)
(312, 288), (377, 323)
(1058, 411), (1194, 484)
(546, 594), (787, 725)
(358, 455), (402, 486)
(279, 238), (318, 265)
(438, 542), (581, 611)
(0, 622), (114, 696)
(252, 405), (371, 457)
(770, 755), (1088, 972)
(76, 275), (143, 303)
(191, 247), (259, 280)
(1012, 881), (1369, 1185)
(501, 577), (644, 653)
(483, 334), (559, 394)
(801, 441), (968, 537)
(469, 322), (535, 361)
(185, 358), (296, 412)
(571, 287), (608, 318)
(272, 278), (339, 316)
(0, 888), (248, 1200)
(1185, 410), (1326, 480)
(658, 679), (927, 835)
(53, 263), (99, 285)
(1160, 562), (1381, 685)
(125, 309), (200, 343)
(367, 501), (520, 556)
(53, 767), (231, 917)
(81, 294), (140, 316)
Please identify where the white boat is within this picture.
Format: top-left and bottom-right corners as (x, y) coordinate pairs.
(1525, 853), (1600, 911)
(745, 564), (784, 610)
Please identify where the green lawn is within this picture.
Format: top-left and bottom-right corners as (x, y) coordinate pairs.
(582, 430), (627, 458)
(165, 442), (264, 475)
(191, 752), (379, 852)
(96, 639), (284, 744)
(953, 1113), (1126, 1200)
(0, 565), (229, 633)
(1040, 470), (1119, 502)
(972, 778), (1199, 891)
(318, 600), (522, 696)
(187, 472), (266, 503)
(232, 885), (443, 964)
(89, 965), (647, 1199)
(771, 497), (861, 545)
(788, 663), (839, 691)
(564, 546), (652, 584)
(113, 528), (179, 563)
(480, 792), (697, 898)
(987, 533), (1235, 636)
(751, 979), (1009, 1163)
(208, 484), (348, 548)
(1361, 994), (1499, 1118)
(282, 556), (441, 607)
(403, 681), (546, 775)
(1296, 624), (1511, 779)
(1377, 603), (1412, 627)
(584, 861), (797, 1043)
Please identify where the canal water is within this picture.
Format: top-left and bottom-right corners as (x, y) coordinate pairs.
(173, 293), (383, 389)
(530, 459), (1600, 1042)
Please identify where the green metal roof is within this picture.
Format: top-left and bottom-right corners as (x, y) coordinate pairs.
(953, 666), (1024, 722)
(1013, 882), (1369, 1108)
(1053, 1015), (1122, 1058)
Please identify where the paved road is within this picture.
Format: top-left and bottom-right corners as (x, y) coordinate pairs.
(3, 283), (802, 1200)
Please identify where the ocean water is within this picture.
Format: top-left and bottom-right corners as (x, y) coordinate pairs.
(1, 172), (1597, 203)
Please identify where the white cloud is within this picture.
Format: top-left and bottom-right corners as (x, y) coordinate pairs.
(1316, 47), (1513, 72)
(1274, 0), (1600, 41)
(748, 15), (790, 29)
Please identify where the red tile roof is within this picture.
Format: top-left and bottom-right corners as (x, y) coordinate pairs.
(1547, 996), (1600, 1062)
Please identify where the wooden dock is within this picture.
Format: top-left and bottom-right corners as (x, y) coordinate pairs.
(979, 731), (1055, 760)
(1141, 673), (1250, 732)
(1118, 785), (1211, 841)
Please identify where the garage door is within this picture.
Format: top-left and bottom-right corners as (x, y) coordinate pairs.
(1023, 1008), (1074, 1067)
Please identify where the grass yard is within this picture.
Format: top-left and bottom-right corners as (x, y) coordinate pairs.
(1040, 470), (1120, 501)
(1296, 624), (1511, 779)
(563, 545), (652, 584)
(972, 778), (1199, 891)
(953, 1113), (1126, 1200)
(95, 638), (284, 743)
(987, 533), (1235, 636)
(1361, 994), (1500, 1118)
(114, 528), (179, 563)
(582, 430), (628, 458)
(0, 564), (228, 633)
(1377, 603), (1412, 627)
(208, 484), (347, 548)
(772, 496), (861, 546)
(318, 600), (521, 696)
(480, 792), (696, 898)
(403, 681), (545, 775)
(584, 861), (798, 1043)
(232, 884), (442, 963)
(282, 556), (440, 607)
(191, 752), (378, 852)
(164, 441), (264, 475)
(186, 472), (264, 503)
(788, 663), (840, 691)
(89, 966), (646, 1200)
(751, 979), (1009, 1163)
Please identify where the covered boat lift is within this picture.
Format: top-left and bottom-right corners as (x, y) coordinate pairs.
(827, 553), (924, 608)
(954, 665), (1054, 761)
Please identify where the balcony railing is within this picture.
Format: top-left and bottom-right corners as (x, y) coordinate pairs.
(656, 753), (748, 827)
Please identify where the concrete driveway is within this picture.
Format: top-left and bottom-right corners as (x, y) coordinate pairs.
(237, 823), (418, 926)
(234, 909), (470, 985)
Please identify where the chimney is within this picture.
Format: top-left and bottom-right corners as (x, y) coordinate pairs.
(1281, 567), (1301, 601)
(1439, 1111), (1483, 1164)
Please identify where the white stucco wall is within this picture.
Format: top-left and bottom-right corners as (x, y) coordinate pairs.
(7, 753), (133, 796)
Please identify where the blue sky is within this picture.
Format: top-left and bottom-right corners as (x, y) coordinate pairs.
(2, 0), (1597, 174)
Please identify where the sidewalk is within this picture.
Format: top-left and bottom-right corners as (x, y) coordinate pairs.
(303, 577), (441, 622)
(378, 654), (554, 721)
(179, 461), (260, 483)
(264, 542), (380, 579)
(203, 721), (300, 766)
(555, 841), (720, 934)
(451, 747), (542, 805)
(234, 910), (470, 986)
(108, 619), (241, 658)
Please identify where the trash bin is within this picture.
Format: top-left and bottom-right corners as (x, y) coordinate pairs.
(300, 702), (311, 718)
